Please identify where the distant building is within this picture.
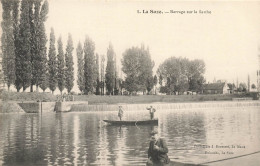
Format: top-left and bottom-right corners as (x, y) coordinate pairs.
(203, 82), (229, 94)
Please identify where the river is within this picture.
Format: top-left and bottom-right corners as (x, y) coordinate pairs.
(0, 106), (259, 165)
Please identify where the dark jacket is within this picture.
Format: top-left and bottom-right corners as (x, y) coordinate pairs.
(148, 138), (169, 163)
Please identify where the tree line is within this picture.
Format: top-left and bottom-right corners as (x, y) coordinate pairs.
(1, 0), (49, 92)
(1, 0), (206, 95)
(0, 0), (117, 95)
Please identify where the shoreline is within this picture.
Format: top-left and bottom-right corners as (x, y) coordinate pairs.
(1, 100), (260, 113)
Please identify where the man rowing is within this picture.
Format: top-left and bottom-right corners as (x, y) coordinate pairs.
(147, 105), (156, 120)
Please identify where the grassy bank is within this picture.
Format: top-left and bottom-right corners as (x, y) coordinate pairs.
(1, 90), (257, 104)
(1, 91), (57, 102)
(73, 94), (253, 104)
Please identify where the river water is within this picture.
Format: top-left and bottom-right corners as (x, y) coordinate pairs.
(0, 106), (259, 165)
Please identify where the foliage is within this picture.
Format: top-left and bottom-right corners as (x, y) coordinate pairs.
(95, 54), (100, 95)
(57, 36), (65, 94)
(153, 75), (158, 86)
(157, 57), (205, 94)
(159, 74), (163, 86)
(1, 0), (16, 90)
(251, 84), (256, 89)
(83, 36), (95, 94)
(31, 0), (49, 91)
(121, 45), (154, 94)
(105, 43), (115, 95)
(38, 0), (49, 92)
(238, 83), (247, 92)
(12, 0), (21, 91)
(17, 0), (32, 91)
(76, 41), (84, 93)
(100, 54), (105, 95)
(48, 28), (57, 93)
(146, 75), (154, 93)
(29, 0), (35, 91)
(227, 83), (236, 90)
(65, 33), (74, 93)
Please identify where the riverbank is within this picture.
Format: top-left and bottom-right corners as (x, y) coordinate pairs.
(1, 91), (258, 104)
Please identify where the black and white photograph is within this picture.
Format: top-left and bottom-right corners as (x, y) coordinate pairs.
(0, 0), (260, 165)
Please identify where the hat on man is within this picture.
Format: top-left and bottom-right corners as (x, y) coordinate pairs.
(150, 129), (158, 136)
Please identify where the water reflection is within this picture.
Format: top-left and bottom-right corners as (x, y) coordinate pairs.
(0, 107), (259, 165)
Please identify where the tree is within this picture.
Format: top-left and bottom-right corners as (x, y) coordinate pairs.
(30, 0), (49, 92)
(76, 41), (84, 93)
(122, 47), (141, 94)
(157, 57), (205, 95)
(38, 0), (49, 92)
(139, 45), (154, 94)
(159, 74), (163, 86)
(12, 0), (21, 91)
(95, 53), (100, 95)
(17, 0), (32, 91)
(65, 33), (74, 93)
(48, 28), (57, 94)
(39, 54), (48, 92)
(122, 45), (154, 94)
(146, 75), (154, 94)
(28, 0), (35, 92)
(57, 36), (65, 94)
(100, 54), (105, 95)
(1, 0), (16, 90)
(238, 83), (247, 92)
(251, 84), (256, 89)
(153, 75), (158, 94)
(83, 36), (95, 94)
(105, 43), (115, 95)
(113, 54), (119, 95)
(187, 59), (205, 93)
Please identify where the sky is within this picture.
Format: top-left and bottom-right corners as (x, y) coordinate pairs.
(1, 0), (260, 93)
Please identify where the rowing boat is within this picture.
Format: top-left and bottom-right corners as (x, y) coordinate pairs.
(170, 161), (205, 166)
(103, 119), (158, 125)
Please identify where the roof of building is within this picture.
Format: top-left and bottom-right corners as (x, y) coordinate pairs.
(203, 82), (226, 90)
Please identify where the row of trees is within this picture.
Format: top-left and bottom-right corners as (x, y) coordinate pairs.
(47, 29), (74, 94)
(228, 83), (257, 93)
(1, 0), (49, 92)
(1, 0), (206, 95)
(157, 57), (206, 95)
(1, 0), (136, 95)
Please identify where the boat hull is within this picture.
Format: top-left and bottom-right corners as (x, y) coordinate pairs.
(169, 161), (205, 166)
(103, 119), (158, 125)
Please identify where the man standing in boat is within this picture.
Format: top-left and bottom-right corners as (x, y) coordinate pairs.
(118, 106), (124, 121)
(147, 106), (156, 120)
(147, 130), (170, 166)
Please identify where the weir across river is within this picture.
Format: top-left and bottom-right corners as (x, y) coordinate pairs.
(3, 100), (259, 113)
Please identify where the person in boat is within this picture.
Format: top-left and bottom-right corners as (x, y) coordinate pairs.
(147, 105), (156, 120)
(118, 106), (124, 121)
(147, 130), (170, 166)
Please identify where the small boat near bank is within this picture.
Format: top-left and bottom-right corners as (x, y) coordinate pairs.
(103, 119), (158, 125)
(170, 161), (205, 166)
